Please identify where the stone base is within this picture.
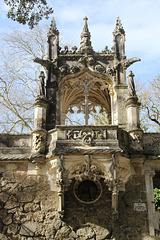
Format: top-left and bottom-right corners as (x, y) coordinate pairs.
(0, 163), (150, 239)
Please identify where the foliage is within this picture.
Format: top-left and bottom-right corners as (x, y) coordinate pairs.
(4, 0), (53, 28)
(154, 188), (160, 210)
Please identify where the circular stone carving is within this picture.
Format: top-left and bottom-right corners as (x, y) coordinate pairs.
(74, 180), (102, 204)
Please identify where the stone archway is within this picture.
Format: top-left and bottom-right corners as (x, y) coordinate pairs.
(56, 67), (114, 125)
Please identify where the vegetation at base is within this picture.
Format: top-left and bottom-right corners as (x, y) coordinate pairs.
(154, 188), (160, 210)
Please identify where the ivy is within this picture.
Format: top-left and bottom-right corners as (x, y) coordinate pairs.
(154, 188), (160, 210)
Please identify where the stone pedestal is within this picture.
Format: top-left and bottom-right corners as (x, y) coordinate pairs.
(126, 96), (141, 130)
(34, 96), (48, 130)
(113, 85), (128, 127)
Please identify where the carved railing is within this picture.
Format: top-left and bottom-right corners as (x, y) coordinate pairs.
(56, 125), (118, 146)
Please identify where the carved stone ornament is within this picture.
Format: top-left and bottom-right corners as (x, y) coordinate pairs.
(78, 57), (87, 67)
(56, 155), (64, 187)
(38, 71), (45, 97)
(59, 66), (68, 76)
(32, 132), (46, 153)
(106, 66), (116, 76)
(56, 155), (71, 190)
(66, 128), (107, 146)
(119, 157), (135, 183)
(129, 131), (143, 151)
(95, 64), (106, 74)
(70, 66), (80, 74)
(70, 162), (104, 182)
(127, 70), (137, 97)
(87, 57), (95, 66)
(71, 46), (78, 54)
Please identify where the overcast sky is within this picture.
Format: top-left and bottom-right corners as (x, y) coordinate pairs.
(1, 0), (160, 84)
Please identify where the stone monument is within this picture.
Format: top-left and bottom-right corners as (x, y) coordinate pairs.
(0, 16), (160, 240)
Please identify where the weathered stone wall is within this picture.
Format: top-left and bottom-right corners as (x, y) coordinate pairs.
(0, 163), (58, 240)
(64, 180), (112, 239)
(117, 175), (148, 239)
(0, 161), (159, 239)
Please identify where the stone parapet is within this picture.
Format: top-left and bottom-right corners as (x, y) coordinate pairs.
(143, 133), (160, 155)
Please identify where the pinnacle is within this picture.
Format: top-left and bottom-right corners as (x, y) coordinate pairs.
(114, 16), (125, 35)
(116, 16), (123, 28)
(80, 16), (93, 54)
(51, 17), (56, 29)
(82, 16), (90, 33)
(83, 16), (88, 21)
(48, 16), (59, 36)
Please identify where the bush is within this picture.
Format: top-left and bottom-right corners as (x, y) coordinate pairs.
(154, 188), (160, 210)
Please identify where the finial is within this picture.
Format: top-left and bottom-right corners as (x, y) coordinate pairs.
(83, 16), (88, 30)
(82, 16), (90, 34)
(80, 16), (93, 54)
(127, 71), (137, 97)
(48, 17), (59, 37)
(51, 17), (56, 30)
(113, 16), (125, 35)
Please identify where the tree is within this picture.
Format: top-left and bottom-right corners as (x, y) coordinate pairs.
(4, 0), (53, 28)
(0, 25), (48, 133)
(137, 76), (160, 132)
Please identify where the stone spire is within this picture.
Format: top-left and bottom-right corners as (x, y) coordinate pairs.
(47, 17), (59, 37)
(113, 16), (125, 36)
(47, 17), (59, 61)
(80, 17), (93, 54)
(113, 17), (125, 59)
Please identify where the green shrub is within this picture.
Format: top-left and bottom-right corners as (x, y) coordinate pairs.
(154, 188), (160, 210)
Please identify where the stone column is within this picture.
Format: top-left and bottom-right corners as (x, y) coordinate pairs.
(111, 154), (119, 215)
(32, 73), (48, 167)
(56, 155), (65, 217)
(34, 96), (48, 131)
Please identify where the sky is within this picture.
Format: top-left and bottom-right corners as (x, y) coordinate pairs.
(1, 0), (160, 84)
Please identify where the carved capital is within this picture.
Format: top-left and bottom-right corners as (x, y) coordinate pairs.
(144, 170), (155, 177)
